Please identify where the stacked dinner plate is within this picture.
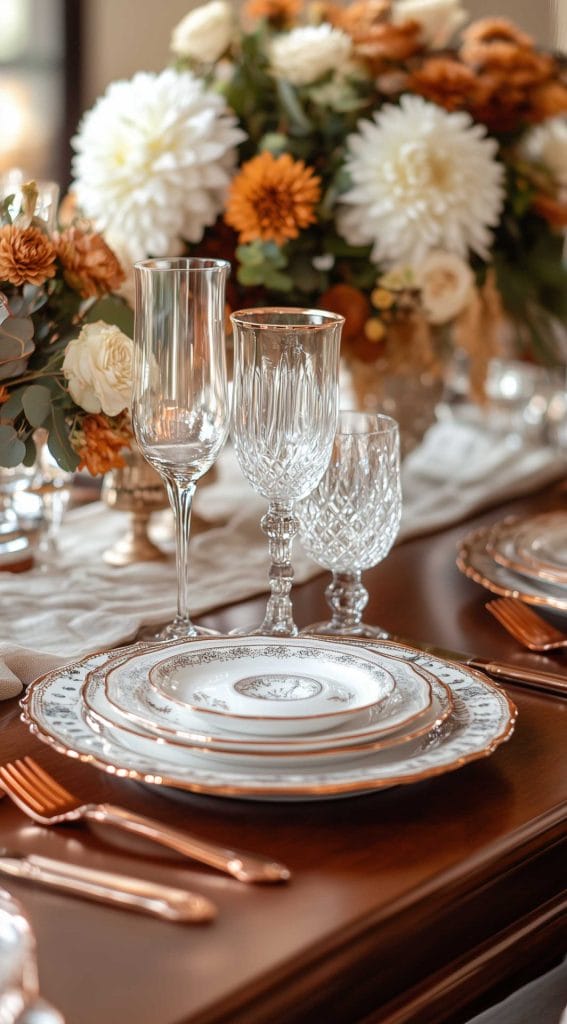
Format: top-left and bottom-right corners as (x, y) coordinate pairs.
(457, 511), (567, 613)
(22, 636), (516, 801)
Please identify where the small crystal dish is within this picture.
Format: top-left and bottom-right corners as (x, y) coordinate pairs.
(147, 636), (395, 737)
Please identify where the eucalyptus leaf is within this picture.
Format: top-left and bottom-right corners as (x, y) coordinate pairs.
(23, 434), (38, 468)
(0, 386), (27, 420)
(84, 296), (134, 336)
(276, 80), (312, 137)
(0, 434), (26, 468)
(22, 384), (52, 428)
(0, 424), (18, 445)
(45, 409), (80, 473)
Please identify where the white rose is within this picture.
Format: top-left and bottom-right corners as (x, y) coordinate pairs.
(392, 0), (468, 48)
(417, 251), (474, 325)
(63, 321), (133, 417)
(171, 1), (233, 63)
(269, 25), (352, 87)
(522, 116), (567, 194)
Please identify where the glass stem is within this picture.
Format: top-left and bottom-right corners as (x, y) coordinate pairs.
(260, 500), (299, 636)
(164, 477), (196, 632)
(326, 571), (368, 633)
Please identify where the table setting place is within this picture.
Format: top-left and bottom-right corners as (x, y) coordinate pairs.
(0, 261), (566, 1024)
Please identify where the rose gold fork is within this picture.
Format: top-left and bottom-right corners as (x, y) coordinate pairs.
(0, 757), (290, 884)
(486, 598), (567, 652)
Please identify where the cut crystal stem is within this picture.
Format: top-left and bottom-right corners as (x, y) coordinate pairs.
(259, 500), (299, 636)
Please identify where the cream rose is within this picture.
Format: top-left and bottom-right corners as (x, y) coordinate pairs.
(522, 116), (567, 193)
(417, 251), (474, 324)
(269, 25), (352, 86)
(392, 0), (468, 48)
(171, 1), (233, 63)
(63, 320), (133, 417)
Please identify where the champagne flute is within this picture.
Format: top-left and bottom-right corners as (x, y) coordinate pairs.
(231, 308), (343, 636)
(132, 258), (230, 640)
(298, 411), (402, 637)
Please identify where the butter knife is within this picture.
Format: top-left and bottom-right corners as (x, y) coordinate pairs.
(0, 850), (216, 923)
(394, 639), (567, 698)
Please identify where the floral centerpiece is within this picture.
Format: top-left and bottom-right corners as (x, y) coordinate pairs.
(0, 182), (134, 473)
(70, 0), (567, 408)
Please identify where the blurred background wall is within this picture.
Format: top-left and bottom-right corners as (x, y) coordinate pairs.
(0, 0), (565, 188)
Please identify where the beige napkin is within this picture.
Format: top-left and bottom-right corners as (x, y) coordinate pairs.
(1, 420), (565, 699)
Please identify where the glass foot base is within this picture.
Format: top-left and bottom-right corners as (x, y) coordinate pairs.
(145, 621), (221, 643)
(300, 621), (389, 640)
(229, 624), (299, 638)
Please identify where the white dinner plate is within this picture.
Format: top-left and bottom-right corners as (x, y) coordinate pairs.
(21, 641), (517, 802)
(487, 516), (567, 589)
(145, 636), (395, 736)
(97, 638), (437, 752)
(515, 512), (567, 585)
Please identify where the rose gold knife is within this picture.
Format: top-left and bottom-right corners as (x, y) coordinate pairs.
(0, 850), (216, 923)
(396, 640), (567, 698)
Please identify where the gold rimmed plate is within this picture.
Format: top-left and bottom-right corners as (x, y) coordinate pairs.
(487, 515), (567, 589)
(457, 524), (567, 614)
(98, 638), (437, 751)
(21, 641), (516, 802)
(81, 647), (449, 764)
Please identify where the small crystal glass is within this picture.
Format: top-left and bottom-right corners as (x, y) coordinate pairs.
(231, 308), (343, 636)
(133, 257), (230, 640)
(298, 411), (402, 638)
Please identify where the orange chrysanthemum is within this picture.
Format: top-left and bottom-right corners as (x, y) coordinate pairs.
(529, 80), (567, 122)
(225, 152), (321, 245)
(73, 413), (132, 476)
(244, 0), (301, 26)
(325, 0), (422, 72)
(410, 57), (479, 111)
(460, 17), (533, 65)
(0, 225), (57, 287)
(55, 227), (125, 299)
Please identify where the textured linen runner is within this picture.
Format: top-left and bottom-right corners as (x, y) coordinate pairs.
(1, 419), (565, 697)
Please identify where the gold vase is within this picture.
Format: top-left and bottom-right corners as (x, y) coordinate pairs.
(101, 447), (169, 567)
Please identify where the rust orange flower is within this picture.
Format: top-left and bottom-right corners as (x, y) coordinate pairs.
(528, 80), (567, 122)
(460, 17), (533, 66)
(225, 152), (321, 245)
(318, 284), (371, 343)
(55, 227), (125, 299)
(244, 0), (301, 26)
(73, 413), (132, 476)
(533, 193), (567, 229)
(410, 57), (479, 111)
(0, 225), (57, 287)
(325, 0), (422, 72)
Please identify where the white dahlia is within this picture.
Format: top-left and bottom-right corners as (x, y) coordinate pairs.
(337, 95), (505, 266)
(71, 68), (245, 262)
(522, 116), (567, 193)
(269, 25), (352, 87)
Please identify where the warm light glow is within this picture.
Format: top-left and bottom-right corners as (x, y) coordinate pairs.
(0, 81), (35, 171)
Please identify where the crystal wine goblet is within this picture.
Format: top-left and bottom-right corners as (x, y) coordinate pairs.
(132, 257), (230, 640)
(231, 308), (343, 636)
(298, 411), (402, 638)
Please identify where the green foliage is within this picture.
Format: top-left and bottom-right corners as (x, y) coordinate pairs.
(236, 241), (293, 292)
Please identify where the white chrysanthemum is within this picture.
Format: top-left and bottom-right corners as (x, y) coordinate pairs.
(71, 69), (245, 262)
(522, 116), (567, 193)
(392, 0), (468, 49)
(171, 1), (233, 63)
(269, 25), (352, 87)
(337, 96), (505, 265)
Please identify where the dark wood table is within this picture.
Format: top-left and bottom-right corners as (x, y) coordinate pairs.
(1, 482), (566, 1024)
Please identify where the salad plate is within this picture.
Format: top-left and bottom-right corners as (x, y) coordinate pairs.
(21, 641), (517, 802)
(515, 512), (567, 585)
(109, 636), (395, 737)
(98, 639), (436, 751)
